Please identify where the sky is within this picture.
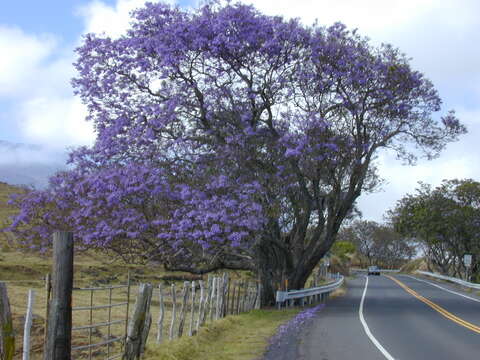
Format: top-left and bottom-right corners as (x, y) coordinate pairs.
(0, 0), (479, 222)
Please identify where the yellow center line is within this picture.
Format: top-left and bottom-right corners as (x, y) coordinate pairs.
(385, 275), (480, 334)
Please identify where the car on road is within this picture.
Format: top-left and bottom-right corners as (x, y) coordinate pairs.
(368, 266), (380, 275)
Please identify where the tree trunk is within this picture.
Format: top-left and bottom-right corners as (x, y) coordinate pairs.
(255, 230), (336, 305)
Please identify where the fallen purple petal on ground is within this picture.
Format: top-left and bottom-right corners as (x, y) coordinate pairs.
(269, 303), (325, 348)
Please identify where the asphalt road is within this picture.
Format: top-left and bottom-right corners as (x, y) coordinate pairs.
(298, 274), (480, 360)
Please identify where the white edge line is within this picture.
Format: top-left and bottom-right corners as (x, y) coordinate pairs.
(406, 275), (480, 303)
(359, 276), (395, 360)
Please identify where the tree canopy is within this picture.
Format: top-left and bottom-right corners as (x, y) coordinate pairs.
(7, 2), (465, 303)
(389, 179), (480, 280)
(337, 220), (415, 268)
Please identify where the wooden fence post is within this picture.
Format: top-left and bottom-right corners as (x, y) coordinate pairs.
(255, 283), (262, 310)
(140, 286), (153, 355)
(44, 231), (74, 360)
(124, 283), (153, 360)
(43, 274), (51, 355)
(241, 281), (248, 313)
(188, 281), (196, 336)
(225, 277), (231, 316)
(209, 277), (216, 322)
(156, 284), (165, 344)
(201, 276), (212, 326)
(169, 284), (176, 340)
(215, 277), (222, 320)
(235, 281), (242, 315)
(22, 289), (35, 360)
(229, 281), (236, 315)
(195, 280), (204, 331)
(177, 282), (189, 337)
(248, 283), (255, 311)
(220, 273), (228, 317)
(0, 282), (14, 360)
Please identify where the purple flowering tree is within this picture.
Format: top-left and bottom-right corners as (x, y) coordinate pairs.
(8, 2), (465, 304)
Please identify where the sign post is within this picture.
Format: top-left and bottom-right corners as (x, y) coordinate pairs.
(464, 254), (472, 281)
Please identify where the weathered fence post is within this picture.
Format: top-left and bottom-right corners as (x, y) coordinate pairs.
(249, 283), (255, 310)
(215, 277), (222, 320)
(169, 284), (176, 340)
(195, 280), (205, 332)
(43, 274), (51, 354)
(202, 276), (213, 325)
(124, 283), (153, 360)
(22, 289), (35, 360)
(44, 231), (74, 360)
(235, 281), (242, 315)
(0, 282), (14, 360)
(188, 281), (196, 336)
(156, 284), (165, 344)
(241, 281), (248, 313)
(209, 277), (216, 322)
(177, 282), (189, 337)
(220, 273), (229, 317)
(255, 283), (262, 310)
(229, 281), (236, 315)
(140, 288), (153, 355)
(225, 277), (231, 316)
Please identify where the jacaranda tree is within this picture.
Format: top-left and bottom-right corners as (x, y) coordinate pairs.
(8, 2), (465, 304)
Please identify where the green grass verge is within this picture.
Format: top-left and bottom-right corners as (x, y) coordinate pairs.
(144, 308), (301, 360)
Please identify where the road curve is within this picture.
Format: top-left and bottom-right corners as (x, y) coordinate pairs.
(298, 274), (480, 360)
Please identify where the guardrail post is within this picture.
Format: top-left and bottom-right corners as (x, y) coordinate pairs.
(44, 231), (74, 360)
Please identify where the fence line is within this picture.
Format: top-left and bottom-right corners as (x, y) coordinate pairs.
(4, 270), (324, 359)
(4, 265), (338, 359)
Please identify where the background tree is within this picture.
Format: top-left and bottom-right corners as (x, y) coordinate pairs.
(389, 179), (480, 280)
(338, 220), (415, 268)
(7, 2), (465, 304)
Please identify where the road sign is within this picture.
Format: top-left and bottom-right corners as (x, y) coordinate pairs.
(464, 254), (472, 267)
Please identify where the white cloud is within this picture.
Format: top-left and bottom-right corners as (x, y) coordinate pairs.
(77, 0), (175, 38)
(0, 26), (57, 97)
(20, 96), (93, 148)
(241, 0), (437, 33)
(0, 27), (95, 148)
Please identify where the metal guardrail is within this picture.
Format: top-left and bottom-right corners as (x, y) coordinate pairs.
(351, 268), (400, 273)
(275, 273), (344, 308)
(416, 270), (480, 290)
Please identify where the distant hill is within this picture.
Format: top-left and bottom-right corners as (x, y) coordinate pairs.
(0, 140), (67, 188)
(0, 181), (24, 245)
